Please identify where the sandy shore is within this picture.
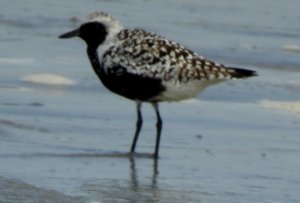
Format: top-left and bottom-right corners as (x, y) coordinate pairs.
(1, 0), (300, 202)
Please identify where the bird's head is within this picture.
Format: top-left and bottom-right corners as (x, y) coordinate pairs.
(59, 12), (123, 49)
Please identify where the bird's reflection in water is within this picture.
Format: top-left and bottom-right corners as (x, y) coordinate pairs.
(81, 153), (163, 202)
(129, 156), (158, 191)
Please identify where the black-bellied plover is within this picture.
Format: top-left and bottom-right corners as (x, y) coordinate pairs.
(59, 12), (257, 158)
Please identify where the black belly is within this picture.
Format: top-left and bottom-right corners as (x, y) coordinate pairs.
(100, 66), (166, 102)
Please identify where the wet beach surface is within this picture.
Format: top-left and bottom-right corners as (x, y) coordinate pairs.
(1, 0), (300, 202)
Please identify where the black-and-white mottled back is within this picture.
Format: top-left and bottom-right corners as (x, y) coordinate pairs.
(59, 12), (257, 158)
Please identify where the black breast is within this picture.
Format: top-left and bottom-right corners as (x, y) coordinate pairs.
(100, 66), (166, 102)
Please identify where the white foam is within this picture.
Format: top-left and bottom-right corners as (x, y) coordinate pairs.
(22, 73), (76, 85)
(0, 85), (32, 92)
(261, 100), (300, 113)
(0, 57), (36, 65)
(282, 44), (300, 53)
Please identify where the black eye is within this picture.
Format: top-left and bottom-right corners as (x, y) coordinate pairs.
(79, 22), (107, 47)
(81, 22), (106, 35)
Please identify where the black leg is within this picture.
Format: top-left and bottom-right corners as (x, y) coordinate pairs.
(130, 101), (143, 153)
(152, 102), (163, 159)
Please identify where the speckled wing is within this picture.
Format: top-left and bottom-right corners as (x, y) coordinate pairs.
(102, 30), (255, 84)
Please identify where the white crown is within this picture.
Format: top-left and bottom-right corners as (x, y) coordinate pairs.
(87, 12), (123, 37)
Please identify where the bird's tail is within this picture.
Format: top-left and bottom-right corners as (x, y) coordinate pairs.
(226, 67), (257, 79)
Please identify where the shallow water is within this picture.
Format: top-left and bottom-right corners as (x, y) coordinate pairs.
(1, 0), (300, 202)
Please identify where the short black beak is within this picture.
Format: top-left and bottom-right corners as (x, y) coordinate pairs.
(59, 28), (80, 39)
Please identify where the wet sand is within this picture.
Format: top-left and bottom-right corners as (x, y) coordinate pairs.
(1, 0), (300, 202)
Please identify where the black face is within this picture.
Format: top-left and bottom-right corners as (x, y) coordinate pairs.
(79, 22), (107, 49)
(59, 22), (107, 49)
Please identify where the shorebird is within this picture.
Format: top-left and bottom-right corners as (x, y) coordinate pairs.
(59, 12), (257, 158)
